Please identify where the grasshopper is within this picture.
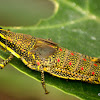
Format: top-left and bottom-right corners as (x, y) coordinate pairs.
(0, 27), (100, 94)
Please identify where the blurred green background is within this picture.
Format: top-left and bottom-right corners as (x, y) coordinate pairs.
(0, 0), (79, 100)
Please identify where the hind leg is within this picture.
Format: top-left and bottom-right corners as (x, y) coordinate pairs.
(40, 67), (49, 94)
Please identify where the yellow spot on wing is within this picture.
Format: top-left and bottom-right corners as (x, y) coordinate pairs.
(32, 54), (35, 59)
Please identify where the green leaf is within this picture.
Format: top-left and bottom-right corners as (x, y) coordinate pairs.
(0, 0), (100, 100)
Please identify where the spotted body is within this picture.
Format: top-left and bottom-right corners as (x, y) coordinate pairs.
(0, 27), (100, 94)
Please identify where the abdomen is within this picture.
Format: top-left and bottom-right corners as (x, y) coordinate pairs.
(45, 48), (100, 84)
